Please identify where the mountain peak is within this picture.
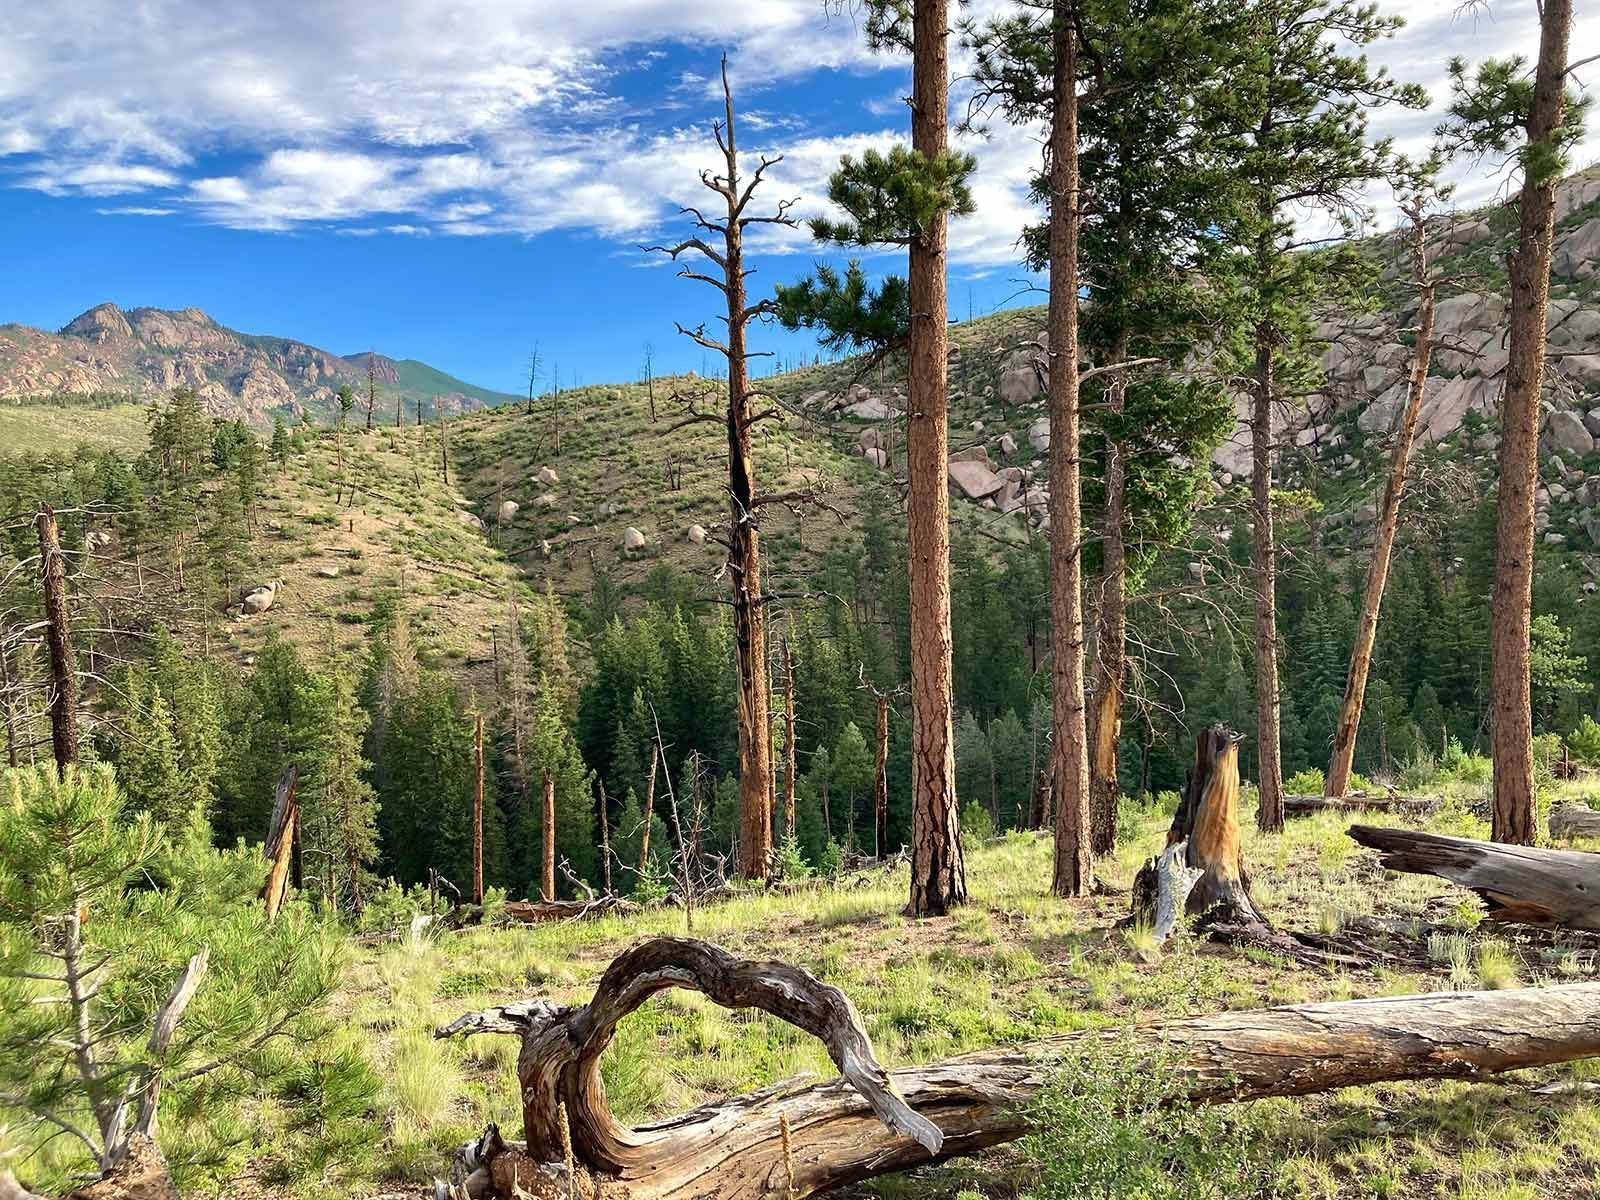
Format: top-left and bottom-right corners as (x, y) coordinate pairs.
(61, 301), (132, 341)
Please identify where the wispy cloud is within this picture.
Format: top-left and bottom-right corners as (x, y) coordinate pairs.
(1, 0), (1593, 267)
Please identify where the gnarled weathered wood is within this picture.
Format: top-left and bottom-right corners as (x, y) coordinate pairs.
(1350, 825), (1600, 931)
(439, 936), (1600, 1200)
(502, 897), (640, 924)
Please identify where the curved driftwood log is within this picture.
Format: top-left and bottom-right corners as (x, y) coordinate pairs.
(1350, 825), (1600, 931)
(438, 936), (1600, 1200)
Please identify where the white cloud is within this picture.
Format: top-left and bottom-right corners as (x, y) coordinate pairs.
(95, 205), (176, 216)
(3, 0), (1594, 270)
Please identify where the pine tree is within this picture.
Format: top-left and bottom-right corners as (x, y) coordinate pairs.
(115, 675), (193, 833)
(1203, 0), (1425, 831)
(777, 0), (978, 917)
(300, 661), (378, 916)
(1441, 11), (1586, 843)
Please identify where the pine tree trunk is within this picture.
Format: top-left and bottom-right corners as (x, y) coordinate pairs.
(1492, 0), (1572, 847)
(473, 714), (485, 906)
(905, 0), (966, 917)
(1250, 317), (1285, 833)
(35, 505), (79, 776)
(783, 640), (797, 843)
(639, 748), (657, 872)
(598, 779), (613, 895)
(1327, 213), (1436, 798)
(874, 693), (890, 857)
(1087, 353), (1128, 857)
(541, 768), (556, 902)
(1048, 2), (1092, 898)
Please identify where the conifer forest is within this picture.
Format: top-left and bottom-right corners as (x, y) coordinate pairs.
(3, 3), (1600, 1198)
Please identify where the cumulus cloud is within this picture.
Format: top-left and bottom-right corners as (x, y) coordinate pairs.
(1, 0), (1594, 266)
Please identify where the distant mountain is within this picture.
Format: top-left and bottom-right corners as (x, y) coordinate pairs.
(0, 303), (521, 426)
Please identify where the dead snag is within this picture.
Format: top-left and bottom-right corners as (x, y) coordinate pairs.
(638, 747), (658, 873)
(262, 765), (299, 923)
(598, 779), (613, 895)
(437, 936), (1600, 1200)
(541, 768), (556, 902)
(783, 639), (797, 844)
(1349, 825), (1600, 932)
(874, 692), (889, 858)
(35, 505), (78, 775)
(1132, 726), (1264, 939)
(473, 714), (486, 907)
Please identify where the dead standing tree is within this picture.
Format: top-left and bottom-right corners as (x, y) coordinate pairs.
(858, 666), (907, 859)
(644, 54), (798, 881)
(36, 504), (78, 776)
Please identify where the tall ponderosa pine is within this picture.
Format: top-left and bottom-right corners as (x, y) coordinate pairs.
(777, 0), (977, 916)
(1440, 10), (1586, 843)
(646, 57), (797, 880)
(966, 0), (1236, 858)
(1325, 171), (1446, 798)
(1205, 0), (1424, 831)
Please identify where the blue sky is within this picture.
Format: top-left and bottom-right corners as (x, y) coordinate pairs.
(1, 1), (1594, 395)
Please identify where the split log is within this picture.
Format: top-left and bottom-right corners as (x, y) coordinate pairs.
(1284, 792), (1438, 817)
(1549, 802), (1600, 841)
(1350, 825), (1600, 931)
(261, 765), (298, 923)
(437, 934), (1600, 1200)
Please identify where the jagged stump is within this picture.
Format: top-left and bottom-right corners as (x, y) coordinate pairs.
(1131, 725), (1265, 941)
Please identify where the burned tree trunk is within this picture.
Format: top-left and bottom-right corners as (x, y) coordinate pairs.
(473, 714), (485, 907)
(36, 505), (78, 775)
(1350, 825), (1600, 931)
(1131, 726), (1265, 941)
(645, 58), (795, 882)
(437, 935), (1600, 1200)
(1047, 0), (1092, 900)
(1491, 0), (1574, 846)
(262, 765), (299, 923)
(874, 693), (890, 859)
(783, 639), (797, 843)
(1285, 792), (1438, 818)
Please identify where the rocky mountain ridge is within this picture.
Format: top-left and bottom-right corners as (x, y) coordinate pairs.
(0, 301), (519, 426)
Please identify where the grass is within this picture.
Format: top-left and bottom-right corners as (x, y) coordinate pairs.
(0, 401), (152, 453)
(154, 778), (1599, 1200)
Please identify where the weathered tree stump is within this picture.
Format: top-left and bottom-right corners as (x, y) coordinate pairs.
(1350, 825), (1600, 931)
(436, 935), (1600, 1200)
(1131, 726), (1265, 938)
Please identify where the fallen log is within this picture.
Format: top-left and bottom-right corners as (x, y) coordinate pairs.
(1549, 802), (1600, 841)
(502, 896), (641, 924)
(1350, 825), (1600, 931)
(1284, 792), (1438, 817)
(436, 934), (1600, 1200)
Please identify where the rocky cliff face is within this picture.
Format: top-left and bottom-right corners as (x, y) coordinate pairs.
(0, 303), (508, 426)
